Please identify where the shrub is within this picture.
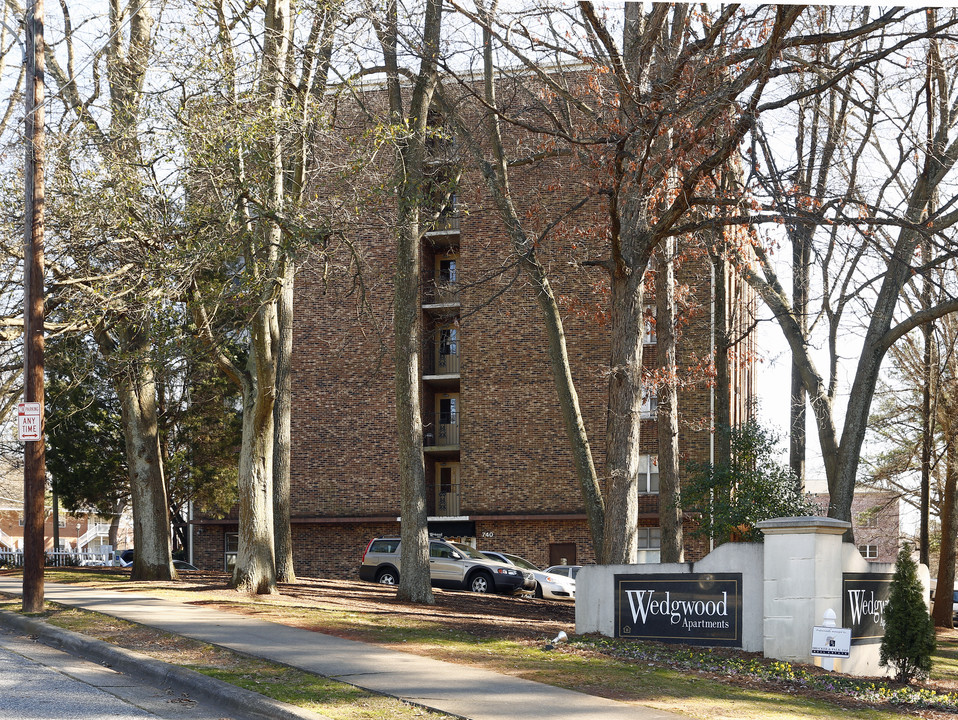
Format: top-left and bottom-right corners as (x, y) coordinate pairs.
(683, 419), (822, 542)
(880, 547), (936, 683)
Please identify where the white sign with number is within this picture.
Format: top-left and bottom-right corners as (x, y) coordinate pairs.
(18, 402), (41, 441)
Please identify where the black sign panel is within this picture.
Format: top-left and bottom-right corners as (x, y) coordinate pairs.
(842, 573), (893, 644)
(614, 573), (743, 647)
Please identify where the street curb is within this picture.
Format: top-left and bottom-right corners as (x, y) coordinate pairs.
(0, 608), (333, 720)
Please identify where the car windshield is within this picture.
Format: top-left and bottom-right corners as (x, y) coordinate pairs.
(502, 553), (539, 571)
(451, 542), (487, 559)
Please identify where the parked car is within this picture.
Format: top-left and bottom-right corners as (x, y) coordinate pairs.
(173, 560), (199, 572)
(480, 551), (575, 601)
(360, 537), (535, 595)
(544, 564), (583, 580)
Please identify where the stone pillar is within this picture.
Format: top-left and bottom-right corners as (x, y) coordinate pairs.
(756, 516), (850, 663)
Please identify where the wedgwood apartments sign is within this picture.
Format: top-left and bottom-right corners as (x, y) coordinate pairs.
(615, 573), (743, 647)
(842, 573), (893, 644)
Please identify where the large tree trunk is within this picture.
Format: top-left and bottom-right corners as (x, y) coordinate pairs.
(528, 262), (605, 560)
(233, 309), (277, 594)
(933, 431), (957, 627)
(380, 0), (442, 605)
(602, 268), (645, 564)
(789, 227), (810, 489)
(106, 327), (173, 582)
(394, 207), (432, 604)
(655, 239), (682, 563)
(226, 0), (288, 595)
(107, 500), (124, 550)
(273, 263), (296, 583)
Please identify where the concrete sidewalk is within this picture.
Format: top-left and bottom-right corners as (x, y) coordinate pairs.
(0, 577), (683, 720)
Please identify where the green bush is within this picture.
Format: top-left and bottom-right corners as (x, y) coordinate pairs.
(683, 418), (822, 542)
(880, 547), (936, 683)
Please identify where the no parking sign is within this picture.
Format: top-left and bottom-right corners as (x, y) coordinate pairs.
(18, 402), (41, 441)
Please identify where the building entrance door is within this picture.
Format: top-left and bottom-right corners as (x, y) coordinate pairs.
(549, 542), (577, 567)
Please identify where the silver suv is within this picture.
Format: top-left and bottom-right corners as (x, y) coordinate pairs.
(360, 537), (535, 595)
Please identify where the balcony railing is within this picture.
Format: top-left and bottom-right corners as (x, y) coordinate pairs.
(423, 411), (459, 448)
(428, 212), (461, 233)
(434, 482), (461, 516)
(423, 280), (460, 306)
(424, 343), (460, 376)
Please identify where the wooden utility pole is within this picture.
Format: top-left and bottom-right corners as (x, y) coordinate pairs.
(22, 0), (46, 614)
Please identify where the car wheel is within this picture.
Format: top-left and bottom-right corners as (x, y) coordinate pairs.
(376, 568), (398, 585)
(470, 572), (493, 593)
(534, 582), (544, 599)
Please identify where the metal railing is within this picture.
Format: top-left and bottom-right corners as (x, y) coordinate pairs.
(424, 342), (460, 375)
(428, 212), (461, 233)
(422, 411), (459, 448)
(434, 483), (461, 516)
(423, 279), (460, 306)
(0, 549), (116, 568)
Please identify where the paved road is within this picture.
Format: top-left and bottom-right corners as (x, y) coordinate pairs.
(0, 626), (235, 720)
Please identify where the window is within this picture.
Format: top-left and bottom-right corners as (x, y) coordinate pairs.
(438, 396), (457, 425)
(859, 544), (878, 560)
(18, 515), (24, 526)
(225, 532), (239, 573)
(430, 542), (457, 559)
(638, 527), (661, 550)
(438, 257), (457, 284)
(369, 539), (400, 554)
(639, 455), (659, 494)
(644, 305), (656, 345)
(640, 388), (658, 418)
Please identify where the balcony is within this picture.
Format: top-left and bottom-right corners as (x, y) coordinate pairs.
(422, 280), (460, 308)
(431, 481), (462, 517)
(424, 135), (460, 168)
(424, 341), (460, 380)
(427, 212), (460, 234)
(423, 411), (459, 450)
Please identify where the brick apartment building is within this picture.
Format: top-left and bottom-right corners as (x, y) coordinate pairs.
(810, 490), (901, 564)
(193, 81), (755, 579)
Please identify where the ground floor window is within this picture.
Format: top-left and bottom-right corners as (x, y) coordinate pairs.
(225, 532), (238, 572)
(638, 527), (661, 550)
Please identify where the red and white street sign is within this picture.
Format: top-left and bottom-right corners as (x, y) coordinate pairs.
(18, 402), (41, 442)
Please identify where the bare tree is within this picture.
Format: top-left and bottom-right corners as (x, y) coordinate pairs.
(8, 0), (177, 581)
(740, 8), (958, 536)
